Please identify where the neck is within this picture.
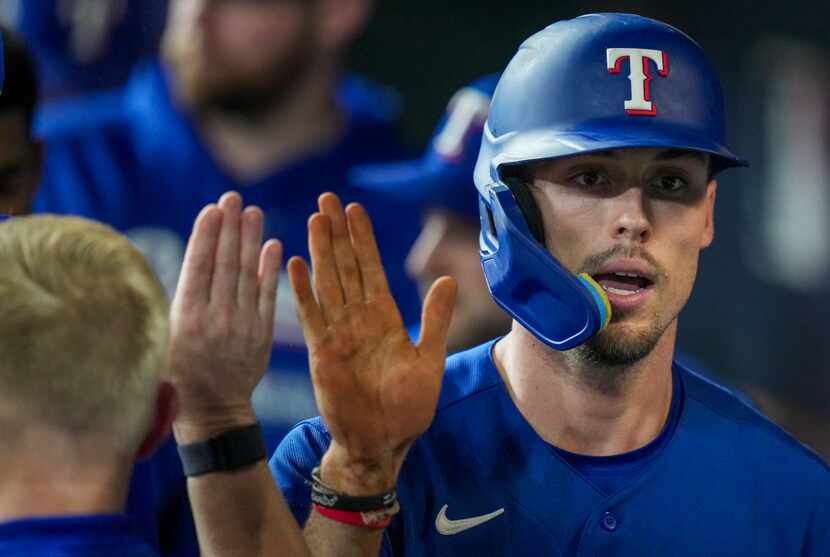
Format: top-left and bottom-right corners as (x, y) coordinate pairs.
(0, 429), (132, 522)
(493, 320), (676, 456)
(193, 63), (345, 183)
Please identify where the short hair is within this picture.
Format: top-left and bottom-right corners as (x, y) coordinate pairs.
(0, 26), (39, 131)
(0, 216), (169, 452)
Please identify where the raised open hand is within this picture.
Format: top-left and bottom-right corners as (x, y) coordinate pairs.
(170, 192), (282, 442)
(288, 193), (456, 493)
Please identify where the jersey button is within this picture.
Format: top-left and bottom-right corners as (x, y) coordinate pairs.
(601, 511), (618, 532)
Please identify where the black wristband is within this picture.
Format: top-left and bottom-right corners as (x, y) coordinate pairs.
(310, 467), (398, 512)
(177, 423), (266, 477)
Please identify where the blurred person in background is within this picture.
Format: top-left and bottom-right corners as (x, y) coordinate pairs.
(352, 74), (511, 353)
(0, 26), (42, 216)
(0, 0), (168, 100)
(32, 0), (421, 454)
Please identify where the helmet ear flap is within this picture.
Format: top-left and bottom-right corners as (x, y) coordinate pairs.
(502, 176), (546, 245)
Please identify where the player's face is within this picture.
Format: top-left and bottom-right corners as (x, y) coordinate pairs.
(406, 209), (511, 353)
(0, 112), (41, 216)
(527, 148), (715, 365)
(164, 0), (316, 114)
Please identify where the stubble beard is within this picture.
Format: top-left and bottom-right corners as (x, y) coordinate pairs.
(562, 246), (673, 392)
(565, 309), (669, 394)
(174, 36), (315, 122)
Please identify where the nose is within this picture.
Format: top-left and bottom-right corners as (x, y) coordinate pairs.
(611, 187), (652, 243)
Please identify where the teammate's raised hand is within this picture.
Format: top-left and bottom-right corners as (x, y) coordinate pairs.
(288, 193), (457, 494)
(170, 192), (282, 442)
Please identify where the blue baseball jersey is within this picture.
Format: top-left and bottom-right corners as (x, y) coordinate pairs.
(0, 514), (159, 557)
(126, 437), (198, 556)
(33, 61), (421, 557)
(271, 340), (830, 556)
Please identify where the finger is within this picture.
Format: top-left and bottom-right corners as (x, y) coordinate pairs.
(345, 203), (390, 299)
(257, 238), (282, 332)
(237, 206), (264, 310)
(287, 256), (326, 340)
(308, 213), (345, 320)
(176, 203), (222, 308)
(318, 193), (363, 304)
(416, 276), (458, 360)
(210, 192), (243, 307)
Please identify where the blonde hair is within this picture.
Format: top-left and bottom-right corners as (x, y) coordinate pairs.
(0, 215), (170, 452)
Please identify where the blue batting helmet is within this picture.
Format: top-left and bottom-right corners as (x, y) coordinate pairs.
(474, 13), (746, 351)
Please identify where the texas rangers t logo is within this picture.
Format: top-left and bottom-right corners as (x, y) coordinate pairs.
(606, 48), (669, 116)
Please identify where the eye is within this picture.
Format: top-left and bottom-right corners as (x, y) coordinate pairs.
(649, 175), (688, 195)
(571, 171), (609, 188)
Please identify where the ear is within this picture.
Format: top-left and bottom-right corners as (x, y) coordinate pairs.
(135, 380), (179, 461)
(700, 179), (717, 249)
(315, 0), (374, 50)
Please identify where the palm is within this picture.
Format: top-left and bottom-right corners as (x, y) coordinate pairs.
(288, 193), (456, 467)
(311, 294), (441, 459)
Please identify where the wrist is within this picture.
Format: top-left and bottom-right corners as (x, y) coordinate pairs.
(177, 423), (266, 477)
(319, 443), (405, 496)
(173, 404), (258, 445)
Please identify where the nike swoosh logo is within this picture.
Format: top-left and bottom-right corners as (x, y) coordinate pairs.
(435, 504), (505, 535)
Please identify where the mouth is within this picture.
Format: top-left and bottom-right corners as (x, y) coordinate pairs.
(591, 271), (655, 296)
(589, 259), (658, 311)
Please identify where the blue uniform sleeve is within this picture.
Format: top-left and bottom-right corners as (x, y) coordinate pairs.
(269, 418), (331, 525)
(269, 418), (397, 557)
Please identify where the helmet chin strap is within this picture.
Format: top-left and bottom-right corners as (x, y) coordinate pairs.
(478, 185), (610, 351)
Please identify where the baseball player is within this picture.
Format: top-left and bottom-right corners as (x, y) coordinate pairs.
(267, 14), (830, 556)
(352, 74), (512, 353)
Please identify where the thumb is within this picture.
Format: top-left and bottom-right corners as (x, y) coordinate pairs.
(416, 276), (457, 360)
